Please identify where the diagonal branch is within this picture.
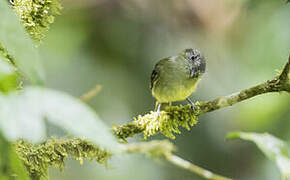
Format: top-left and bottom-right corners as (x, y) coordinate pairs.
(80, 85), (102, 102)
(199, 55), (289, 113)
(113, 55), (290, 139)
(165, 154), (231, 180)
(123, 140), (232, 180)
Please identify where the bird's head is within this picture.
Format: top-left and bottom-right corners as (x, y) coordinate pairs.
(181, 48), (206, 74)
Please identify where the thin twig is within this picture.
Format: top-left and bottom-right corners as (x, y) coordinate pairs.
(165, 154), (232, 180)
(80, 85), (102, 102)
(123, 140), (232, 180)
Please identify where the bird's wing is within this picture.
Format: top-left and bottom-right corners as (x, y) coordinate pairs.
(150, 58), (169, 89)
(150, 64), (160, 89)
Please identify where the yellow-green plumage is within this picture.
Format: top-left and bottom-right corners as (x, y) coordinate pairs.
(150, 49), (206, 104)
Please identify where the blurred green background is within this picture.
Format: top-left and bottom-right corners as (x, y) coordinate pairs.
(39, 0), (290, 179)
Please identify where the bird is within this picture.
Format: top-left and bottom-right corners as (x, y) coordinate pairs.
(150, 48), (206, 113)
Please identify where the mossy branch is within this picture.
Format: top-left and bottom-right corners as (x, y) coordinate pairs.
(113, 104), (200, 139)
(199, 55), (290, 113)
(0, 44), (15, 65)
(15, 138), (112, 180)
(16, 138), (232, 180)
(12, 0), (62, 42)
(114, 55), (290, 139)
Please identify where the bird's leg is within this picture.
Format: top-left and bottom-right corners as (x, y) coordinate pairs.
(186, 98), (196, 110)
(154, 101), (162, 114)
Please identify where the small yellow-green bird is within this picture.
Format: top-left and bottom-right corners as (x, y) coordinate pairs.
(150, 48), (206, 112)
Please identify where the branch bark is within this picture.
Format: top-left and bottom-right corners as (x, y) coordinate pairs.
(123, 140), (232, 180)
(165, 154), (231, 180)
(80, 85), (102, 102)
(199, 55), (290, 113)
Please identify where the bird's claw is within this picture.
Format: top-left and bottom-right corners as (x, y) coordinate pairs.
(186, 98), (197, 111)
(154, 102), (162, 118)
(190, 103), (197, 110)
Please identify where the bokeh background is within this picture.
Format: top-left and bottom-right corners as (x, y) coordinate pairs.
(39, 0), (290, 179)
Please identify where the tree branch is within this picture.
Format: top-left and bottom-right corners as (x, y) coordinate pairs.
(15, 138), (112, 180)
(80, 85), (102, 102)
(199, 55), (289, 113)
(113, 55), (290, 139)
(123, 140), (232, 180)
(16, 138), (232, 180)
(165, 155), (231, 180)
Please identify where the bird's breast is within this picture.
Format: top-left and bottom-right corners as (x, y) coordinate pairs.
(152, 76), (200, 103)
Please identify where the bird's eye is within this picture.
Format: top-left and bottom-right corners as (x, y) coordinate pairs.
(190, 55), (197, 61)
(9, 0), (15, 5)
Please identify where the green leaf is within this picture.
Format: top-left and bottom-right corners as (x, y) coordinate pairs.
(0, 1), (44, 83)
(0, 134), (30, 180)
(0, 135), (10, 178)
(0, 87), (120, 152)
(0, 58), (18, 93)
(227, 132), (290, 178)
(9, 146), (30, 180)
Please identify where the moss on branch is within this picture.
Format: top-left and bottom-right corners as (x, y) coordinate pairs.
(0, 44), (15, 65)
(15, 138), (232, 180)
(113, 121), (145, 141)
(11, 0), (62, 42)
(15, 138), (111, 180)
(114, 104), (199, 140)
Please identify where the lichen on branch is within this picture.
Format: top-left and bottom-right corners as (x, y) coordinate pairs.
(15, 138), (112, 180)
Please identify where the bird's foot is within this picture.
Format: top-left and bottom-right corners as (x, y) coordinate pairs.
(186, 98), (197, 110)
(154, 102), (162, 117)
